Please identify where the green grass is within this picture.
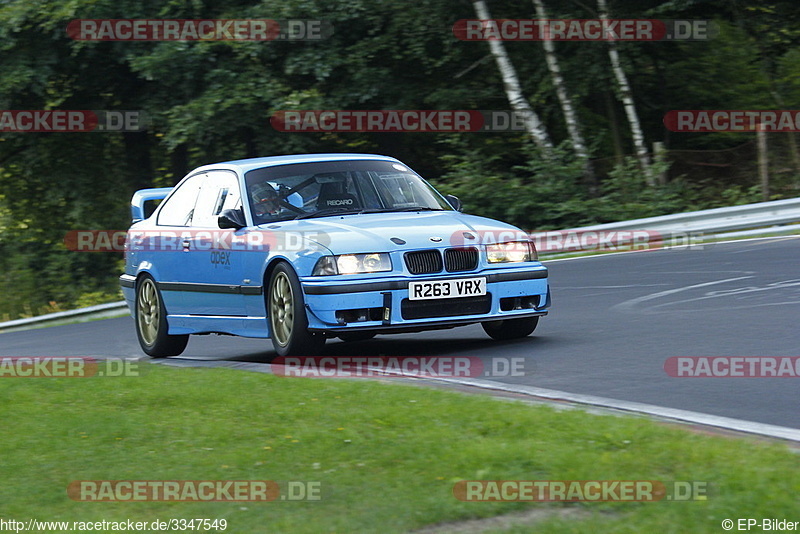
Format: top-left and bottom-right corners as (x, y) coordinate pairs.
(0, 365), (796, 533)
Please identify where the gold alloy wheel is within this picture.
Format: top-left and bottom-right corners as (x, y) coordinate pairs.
(270, 271), (294, 346)
(137, 278), (160, 346)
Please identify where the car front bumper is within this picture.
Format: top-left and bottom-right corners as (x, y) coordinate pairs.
(301, 266), (549, 334)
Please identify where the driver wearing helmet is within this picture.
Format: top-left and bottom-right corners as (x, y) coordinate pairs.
(250, 182), (304, 221)
(251, 182), (281, 217)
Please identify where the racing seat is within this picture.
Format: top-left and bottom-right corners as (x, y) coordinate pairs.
(316, 182), (359, 211)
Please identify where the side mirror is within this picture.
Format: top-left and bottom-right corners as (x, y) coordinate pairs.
(445, 194), (463, 212)
(218, 208), (247, 229)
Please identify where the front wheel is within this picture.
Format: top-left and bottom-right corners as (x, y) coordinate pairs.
(268, 263), (325, 356)
(481, 316), (539, 341)
(135, 276), (189, 357)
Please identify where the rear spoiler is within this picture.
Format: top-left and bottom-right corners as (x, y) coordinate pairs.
(131, 187), (173, 223)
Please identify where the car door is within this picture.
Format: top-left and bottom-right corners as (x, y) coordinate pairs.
(145, 172), (205, 315)
(179, 170), (248, 317)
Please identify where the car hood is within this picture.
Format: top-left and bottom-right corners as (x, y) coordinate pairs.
(259, 211), (529, 254)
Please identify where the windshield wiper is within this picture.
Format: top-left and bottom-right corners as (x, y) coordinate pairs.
(293, 208), (362, 220)
(358, 207), (445, 214)
(294, 206), (445, 220)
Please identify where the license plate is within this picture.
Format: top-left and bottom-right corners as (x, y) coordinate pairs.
(408, 277), (486, 301)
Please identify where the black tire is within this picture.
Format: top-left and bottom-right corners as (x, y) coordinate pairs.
(135, 275), (189, 358)
(481, 316), (539, 341)
(337, 332), (377, 343)
(267, 263), (326, 356)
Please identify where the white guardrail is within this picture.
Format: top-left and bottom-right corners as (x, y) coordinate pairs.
(0, 197), (798, 332)
(538, 195), (800, 237)
(0, 301), (129, 333)
(530, 195), (800, 255)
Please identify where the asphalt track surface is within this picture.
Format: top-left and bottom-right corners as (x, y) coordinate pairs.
(1, 237), (798, 429)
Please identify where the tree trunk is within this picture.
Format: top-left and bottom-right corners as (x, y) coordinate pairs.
(605, 91), (624, 165)
(473, 0), (552, 151)
(785, 132), (800, 178)
(532, 0), (591, 178)
(770, 89), (800, 177)
(757, 129), (769, 201)
(123, 131), (152, 191)
(597, 0), (653, 185)
(170, 144), (188, 184)
(652, 141), (667, 186)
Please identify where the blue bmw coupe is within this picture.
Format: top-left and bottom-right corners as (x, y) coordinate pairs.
(120, 154), (550, 357)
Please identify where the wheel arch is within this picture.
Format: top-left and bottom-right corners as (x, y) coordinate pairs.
(262, 256), (297, 292)
(134, 264), (161, 286)
(135, 270), (155, 285)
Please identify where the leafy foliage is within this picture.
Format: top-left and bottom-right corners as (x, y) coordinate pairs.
(1, 0), (799, 318)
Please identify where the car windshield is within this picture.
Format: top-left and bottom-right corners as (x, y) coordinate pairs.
(244, 159), (452, 224)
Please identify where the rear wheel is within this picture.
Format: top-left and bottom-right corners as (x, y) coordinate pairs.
(481, 316), (539, 341)
(268, 263), (325, 356)
(135, 276), (189, 357)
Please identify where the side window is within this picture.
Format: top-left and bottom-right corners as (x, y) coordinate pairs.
(157, 174), (204, 226)
(191, 171), (242, 228)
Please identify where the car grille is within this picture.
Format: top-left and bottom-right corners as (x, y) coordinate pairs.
(404, 247), (479, 275)
(401, 294), (492, 320)
(444, 247), (478, 272)
(404, 250), (443, 274)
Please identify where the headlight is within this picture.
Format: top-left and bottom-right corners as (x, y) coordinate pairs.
(486, 241), (536, 263)
(312, 253), (392, 275)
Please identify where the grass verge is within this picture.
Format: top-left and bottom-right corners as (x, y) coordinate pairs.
(0, 364), (797, 533)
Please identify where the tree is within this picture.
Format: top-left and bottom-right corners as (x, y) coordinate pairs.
(597, 0), (652, 185)
(472, 0), (552, 151)
(531, 0), (593, 180)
